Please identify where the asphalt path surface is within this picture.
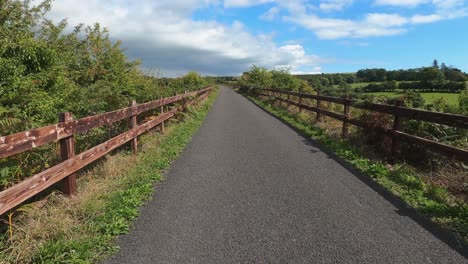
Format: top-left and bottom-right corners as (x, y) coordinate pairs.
(104, 86), (467, 263)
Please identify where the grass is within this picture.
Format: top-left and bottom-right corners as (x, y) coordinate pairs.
(368, 91), (460, 105)
(243, 91), (468, 248)
(0, 89), (219, 263)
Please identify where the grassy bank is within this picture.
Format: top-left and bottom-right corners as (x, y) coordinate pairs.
(243, 91), (468, 248)
(0, 89), (218, 263)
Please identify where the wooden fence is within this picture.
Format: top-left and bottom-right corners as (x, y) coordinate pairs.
(254, 88), (468, 162)
(0, 86), (214, 215)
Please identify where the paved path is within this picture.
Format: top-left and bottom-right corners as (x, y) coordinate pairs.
(105, 86), (467, 264)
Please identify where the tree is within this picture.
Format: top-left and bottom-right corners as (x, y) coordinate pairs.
(419, 67), (445, 91)
(432, 59), (439, 69)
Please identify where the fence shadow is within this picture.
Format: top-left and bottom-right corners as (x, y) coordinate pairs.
(238, 90), (468, 259)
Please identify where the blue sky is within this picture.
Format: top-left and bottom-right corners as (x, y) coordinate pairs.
(44, 0), (468, 76)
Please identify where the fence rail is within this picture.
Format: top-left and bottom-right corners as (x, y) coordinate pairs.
(255, 88), (468, 163)
(0, 87), (214, 215)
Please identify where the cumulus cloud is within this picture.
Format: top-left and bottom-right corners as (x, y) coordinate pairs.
(45, 0), (322, 76)
(279, 0), (467, 39)
(284, 12), (409, 39)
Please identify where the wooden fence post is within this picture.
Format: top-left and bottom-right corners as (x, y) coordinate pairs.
(298, 95), (303, 113)
(58, 112), (77, 196)
(287, 93), (291, 109)
(316, 91), (322, 122)
(160, 97), (165, 135)
(391, 100), (403, 160)
(342, 96), (350, 138)
(129, 100), (138, 155)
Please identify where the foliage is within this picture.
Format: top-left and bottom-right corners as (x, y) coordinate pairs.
(459, 88), (468, 114)
(0, 0), (211, 188)
(296, 60), (467, 94)
(0, 90), (218, 263)
(239, 66), (313, 93)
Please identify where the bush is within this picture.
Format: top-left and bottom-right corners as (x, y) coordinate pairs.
(400, 91), (425, 108)
(363, 81), (397, 92)
(459, 88), (468, 114)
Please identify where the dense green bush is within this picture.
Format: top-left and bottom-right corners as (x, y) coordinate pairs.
(396, 80), (465, 93)
(363, 81), (397, 92)
(0, 0), (211, 188)
(239, 66), (313, 93)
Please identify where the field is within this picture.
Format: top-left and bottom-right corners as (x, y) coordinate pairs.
(368, 91), (460, 105)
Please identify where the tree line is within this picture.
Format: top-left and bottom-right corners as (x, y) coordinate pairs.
(297, 60), (467, 93)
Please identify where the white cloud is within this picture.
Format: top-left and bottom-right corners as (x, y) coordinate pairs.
(284, 13), (408, 39)
(260, 6), (280, 21)
(279, 0), (467, 39)
(224, 0), (273, 8)
(319, 0), (354, 12)
(45, 0), (322, 76)
(411, 14), (442, 23)
(365, 13), (408, 27)
(374, 0), (430, 7)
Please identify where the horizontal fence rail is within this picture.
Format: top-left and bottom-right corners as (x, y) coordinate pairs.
(0, 86), (214, 215)
(255, 88), (468, 163)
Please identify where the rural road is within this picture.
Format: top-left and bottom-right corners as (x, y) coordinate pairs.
(105, 86), (467, 263)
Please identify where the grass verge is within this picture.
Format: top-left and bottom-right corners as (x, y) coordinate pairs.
(243, 92), (468, 248)
(0, 89), (218, 263)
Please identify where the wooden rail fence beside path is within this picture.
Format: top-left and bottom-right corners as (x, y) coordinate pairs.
(254, 88), (468, 163)
(0, 86), (214, 216)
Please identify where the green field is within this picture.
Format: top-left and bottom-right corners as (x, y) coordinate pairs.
(368, 91), (460, 105)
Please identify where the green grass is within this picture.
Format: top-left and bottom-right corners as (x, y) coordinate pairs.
(244, 92), (468, 247)
(368, 91), (460, 105)
(0, 89), (219, 263)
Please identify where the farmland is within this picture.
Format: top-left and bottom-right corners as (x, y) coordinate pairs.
(368, 91), (460, 105)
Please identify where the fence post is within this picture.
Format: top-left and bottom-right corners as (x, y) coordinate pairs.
(58, 112), (77, 196)
(316, 91), (322, 122)
(160, 96), (165, 135)
(129, 100), (138, 155)
(298, 95), (303, 113)
(287, 93), (290, 109)
(342, 96), (350, 138)
(391, 100), (403, 160)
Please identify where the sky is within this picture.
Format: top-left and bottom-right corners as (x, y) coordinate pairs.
(42, 0), (468, 77)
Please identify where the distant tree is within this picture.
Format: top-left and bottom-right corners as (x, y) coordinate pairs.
(440, 63), (448, 71)
(432, 59), (439, 69)
(444, 67), (467, 82)
(419, 67), (445, 87)
(375, 69), (387, 82)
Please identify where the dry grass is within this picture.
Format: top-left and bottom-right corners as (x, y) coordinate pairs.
(2, 146), (144, 262)
(0, 122), (185, 263)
